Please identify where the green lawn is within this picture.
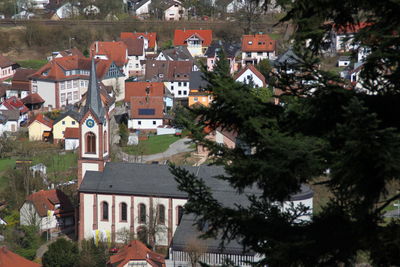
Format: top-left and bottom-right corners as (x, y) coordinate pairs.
(0, 158), (16, 172)
(33, 151), (77, 176)
(123, 135), (180, 155)
(269, 33), (283, 40)
(17, 59), (47, 70)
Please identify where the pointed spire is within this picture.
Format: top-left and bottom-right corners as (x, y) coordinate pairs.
(84, 58), (105, 123)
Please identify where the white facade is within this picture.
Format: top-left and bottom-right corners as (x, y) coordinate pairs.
(135, 1), (151, 16)
(82, 193), (187, 246)
(164, 3), (185, 21)
(0, 120), (18, 135)
(165, 81), (189, 98)
(59, 79), (89, 107)
(128, 118), (163, 129)
(127, 54), (146, 76)
(241, 51), (276, 65)
(0, 66), (15, 80)
(6, 89), (29, 99)
(338, 58), (350, 67)
(33, 80), (56, 108)
(235, 69), (265, 88)
(65, 138), (79, 150)
(20, 202), (57, 231)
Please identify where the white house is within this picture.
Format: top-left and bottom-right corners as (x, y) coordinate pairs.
(130, 0), (151, 17)
(51, 2), (80, 20)
(20, 189), (74, 232)
(64, 127), (80, 150)
(121, 38), (146, 77)
(0, 55), (18, 81)
(173, 29), (212, 57)
(0, 110), (19, 135)
(235, 64), (266, 88)
(338, 56), (351, 67)
(241, 34), (277, 66)
(164, 0), (186, 21)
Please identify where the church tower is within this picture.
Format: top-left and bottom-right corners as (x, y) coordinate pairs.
(77, 58), (110, 187)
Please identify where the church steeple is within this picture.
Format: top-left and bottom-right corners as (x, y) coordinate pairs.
(83, 58), (105, 123)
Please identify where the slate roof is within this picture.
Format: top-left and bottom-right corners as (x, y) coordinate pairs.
(338, 55), (351, 61)
(189, 71), (209, 90)
(174, 30), (213, 47)
(205, 41), (241, 58)
(109, 240), (165, 267)
(242, 34), (276, 52)
(273, 48), (303, 68)
(160, 46), (193, 61)
(0, 110), (19, 122)
(53, 108), (81, 125)
(82, 59), (105, 123)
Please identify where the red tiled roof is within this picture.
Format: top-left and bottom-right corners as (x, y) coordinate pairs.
(28, 113), (54, 128)
(11, 68), (36, 91)
(173, 29), (213, 47)
(0, 246), (41, 267)
(130, 96), (164, 119)
(58, 47), (85, 58)
(241, 34), (276, 52)
(64, 127), (79, 139)
(30, 56), (113, 82)
(125, 82), (165, 102)
(109, 240), (165, 267)
(1, 96), (29, 114)
(234, 64), (266, 87)
(21, 93), (45, 105)
(334, 22), (371, 34)
(89, 41), (128, 67)
(121, 38), (144, 56)
(0, 54), (16, 68)
(120, 32), (157, 49)
(25, 189), (73, 218)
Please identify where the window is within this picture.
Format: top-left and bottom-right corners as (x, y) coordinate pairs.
(104, 131), (108, 153)
(246, 52), (251, 57)
(178, 90), (182, 95)
(257, 52), (263, 56)
(32, 85), (38, 93)
(121, 202), (127, 221)
(73, 80), (78, 88)
(86, 132), (96, 154)
(158, 205), (165, 224)
(72, 121), (76, 125)
(178, 82), (182, 86)
(135, 64), (139, 68)
(61, 93), (65, 102)
(61, 82), (65, 90)
(102, 202), (109, 221)
(176, 206), (184, 225)
(194, 97), (198, 102)
(138, 121), (141, 125)
(139, 203), (146, 223)
(73, 91), (78, 100)
(183, 82), (187, 86)
(80, 80), (84, 87)
(183, 91), (187, 95)
(153, 121), (156, 125)
(171, 85), (174, 90)
(62, 121), (65, 125)
(67, 92), (72, 101)
(67, 81), (72, 89)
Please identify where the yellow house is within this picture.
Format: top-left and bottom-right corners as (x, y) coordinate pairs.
(53, 110), (81, 142)
(188, 89), (213, 107)
(28, 114), (54, 141)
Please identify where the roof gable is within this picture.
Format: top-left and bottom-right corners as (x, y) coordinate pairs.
(174, 30), (213, 47)
(234, 64), (266, 87)
(120, 32), (157, 49)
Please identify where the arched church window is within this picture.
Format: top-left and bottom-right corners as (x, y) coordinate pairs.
(158, 204), (165, 225)
(121, 202), (127, 222)
(139, 203), (146, 223)
(176, 205), (184, 225)
(101, 201), (109, 221)
(86, 132), (96, 154)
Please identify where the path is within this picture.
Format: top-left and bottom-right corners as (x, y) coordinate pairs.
(119, 137), (194, 163)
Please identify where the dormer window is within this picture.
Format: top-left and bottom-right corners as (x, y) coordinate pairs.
(159, 74), (164, 78)
(42, 71), (49, 76)
(66, 71), (71, 76)
(248, 41), (253, 45)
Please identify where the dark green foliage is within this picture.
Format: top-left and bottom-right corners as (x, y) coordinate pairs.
(119, 123), (129, 147)
(78, 239), (109, 267)
(170, 1), (400, 266)
(3, 225), (42, 261)
(42, 238), (79, 267)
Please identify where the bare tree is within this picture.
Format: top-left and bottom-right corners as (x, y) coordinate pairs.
(184, 238), (208, 267)
(235, 0), (264, 33)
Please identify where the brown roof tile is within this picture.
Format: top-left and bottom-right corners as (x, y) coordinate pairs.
(0, 55), (16, 68)
(25, 189), (73, 218)
(64, 127), (79, 139)
(21, 93), (45, 105)
(120, 32), (157, 49)
(121, 38), (144, 56)
(125, 82), (164, 102)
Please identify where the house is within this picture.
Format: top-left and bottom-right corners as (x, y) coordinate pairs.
(7, 68), (36, 99)
(83, 4), (100, 16)
(30, 163), (47, 177)
(0, 54), (18, 81)
(47, 48), (84, 61)
(20, 189), (74, 233)
(332, 22), (369, 52)
(90, 41), (129, 77)
(125, 81), (172, 112)
(173, 29), (213, 57)
(205, 41), (240, 74)
(241, 34), (277, 65)
(121, 38), (146, 77)
(27, 0), (50, 9)
(128, 0), (152, 19)
(21, 93), (45, 111)
(0, 110), (20, 135)
(0, 96), (29, 124)
(50, 2), (80, 20)
(52, 109), (81, 142)
(156, 46), (193, 61)
(338, 56), (351, 67)
(11, 10), (35, 20)
(0, 83), (10, 102)
(0, 246), (41, 267)
(234, 64), (266, 88)
(27, 113), (54, 141)
(30, 55), (125, 107)
(64, 127), (79, 150)
(145, 60), (193, 99)
(164, 0), (186, 21)
(128, 86), (165, 130)
(108, 240), (166, 267)
(188, 71), (211, 107)
(272, 48), (303, 74)
(120, 32), (158, 54)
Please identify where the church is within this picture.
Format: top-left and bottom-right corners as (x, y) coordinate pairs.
(77, 59), (314, 265)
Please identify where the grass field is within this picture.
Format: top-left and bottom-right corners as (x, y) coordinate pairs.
(123, 135), (180, 155)
(0, 158), (16, 172)
(17, 59), (47, 70)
